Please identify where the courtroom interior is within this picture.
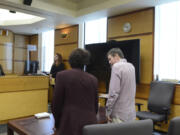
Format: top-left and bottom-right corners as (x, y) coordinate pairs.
(0, 0), (180, 135)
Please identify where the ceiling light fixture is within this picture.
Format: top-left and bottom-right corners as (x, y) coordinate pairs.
(0, 8), (45, 26)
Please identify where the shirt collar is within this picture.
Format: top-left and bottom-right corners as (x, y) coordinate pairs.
(118, 58), (127, 63)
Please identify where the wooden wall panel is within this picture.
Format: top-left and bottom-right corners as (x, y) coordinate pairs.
(55, 25), (78, 45)
(108, 8), (153, 38)
(14, 35), (29, 47)
(0, 76), (48, 123)
(55, 44), (78, 60)
(0, 44), (13, 60)
(14, 48), (27, 61)
(0, 31), (13, 74)
(174, 85), (180, 104)
(14, 62), (25, 75)
(0, 32), (37, 75)
(136, 83), (150, 99)
(30, 35), (38, 61)
(14, 34), (30, 75)
(0, 90), (47, 122)
(0, 60), (12, 73)
(63, 61), (71, 69)
(98, 80), (106, 93)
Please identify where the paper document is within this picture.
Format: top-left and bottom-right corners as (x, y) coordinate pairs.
(34, 112), (50, 119)
(99, 93), (108, 98)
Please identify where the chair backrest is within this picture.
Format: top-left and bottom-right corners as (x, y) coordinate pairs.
(148, 81), (175, 114)
(83, 119), (153, 135)
(168, 117), (180, 135)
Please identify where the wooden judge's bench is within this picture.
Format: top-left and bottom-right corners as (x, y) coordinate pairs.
(0, 75), (49, 124)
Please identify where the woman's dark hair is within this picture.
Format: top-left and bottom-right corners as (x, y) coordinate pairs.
(54, 53), (63, 65)
(69, 48), (90, 69)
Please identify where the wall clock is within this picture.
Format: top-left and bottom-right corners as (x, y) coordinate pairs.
(123, 22), (132, 33)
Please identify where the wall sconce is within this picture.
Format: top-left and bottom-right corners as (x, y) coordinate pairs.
(61, 33), (68, 38)
(0, 29), (8, 36)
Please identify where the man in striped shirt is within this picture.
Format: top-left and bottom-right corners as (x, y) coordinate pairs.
(106, 48), (136, 123)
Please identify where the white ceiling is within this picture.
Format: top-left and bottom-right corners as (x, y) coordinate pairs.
(0, 0), (178, 35)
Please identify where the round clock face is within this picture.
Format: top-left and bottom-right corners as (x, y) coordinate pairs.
(123, 22), (131, 33)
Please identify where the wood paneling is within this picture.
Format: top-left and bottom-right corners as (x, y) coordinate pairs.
(136, 83), (150, 99)
(30, 35), (38, 61)
(0, 44), (13, 60)
(0, 90), (47, 122)
(55, 43), (78, 60)
(98, 80), (106, 93)
(14, 35), (29, 47)
(14, 48), (27, 61)
(174, 85), (180, 104)
(14, 34), (30, 75)
(55, 25), (78, 45)
(0, 76), (48, 123)
(108, 8), (154, 38)
(0, 31), (14, 74)
(14, 61), (25, 75)
(63, 61), (71, 69)
(0, 76), (49, 92)
(0, 60), (12, 73)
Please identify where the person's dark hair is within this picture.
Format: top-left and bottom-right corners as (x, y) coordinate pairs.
(69, 48), (90, 69)
(54, 53), (63, 65)
(107, 48), (124, 58)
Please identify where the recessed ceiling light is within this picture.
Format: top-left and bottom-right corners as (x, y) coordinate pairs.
(0, 8), (45, 26)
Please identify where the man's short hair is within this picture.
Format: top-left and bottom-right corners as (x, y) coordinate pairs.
(107, 48), (124, 58)
(69, 48), (90, 69)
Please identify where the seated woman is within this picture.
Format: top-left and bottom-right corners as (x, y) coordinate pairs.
(0, 64), (5, 76)
(50, 53), (65, 80)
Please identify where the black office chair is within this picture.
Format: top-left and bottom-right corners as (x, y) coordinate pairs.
(168, 117), (180, 135)
(136, 81), (175, 126)
(83, 119), (153, 135)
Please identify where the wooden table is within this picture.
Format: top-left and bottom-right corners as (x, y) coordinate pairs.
(8, 107), (107, 135)
(8, 114), (54, 135)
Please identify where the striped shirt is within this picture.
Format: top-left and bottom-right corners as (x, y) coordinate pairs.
(106, 59), (136, 122)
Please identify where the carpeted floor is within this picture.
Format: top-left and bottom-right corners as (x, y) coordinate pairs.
(0, 124), (7, 135)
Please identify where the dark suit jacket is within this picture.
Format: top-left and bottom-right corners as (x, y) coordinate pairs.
(52, 68), (98, 135)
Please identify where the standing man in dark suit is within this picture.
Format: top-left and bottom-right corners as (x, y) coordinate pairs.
(52, 48), (98, 135)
